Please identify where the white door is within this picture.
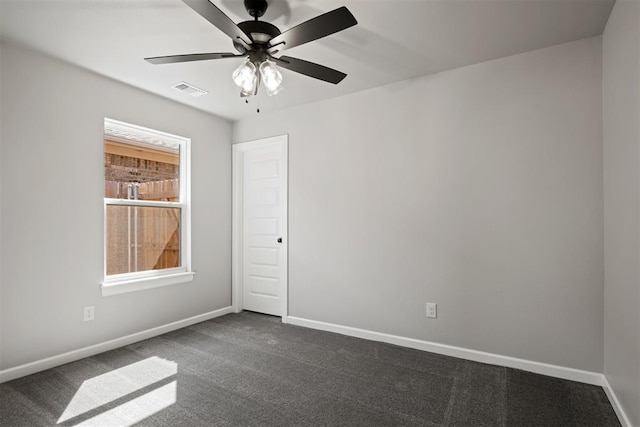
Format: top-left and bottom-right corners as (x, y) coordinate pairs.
(232, 135), (287, 317)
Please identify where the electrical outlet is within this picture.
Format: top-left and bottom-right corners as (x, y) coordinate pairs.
(426, 302), (437, 319)
(83, 306), (95, 322)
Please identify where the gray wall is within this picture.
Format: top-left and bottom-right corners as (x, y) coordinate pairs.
(603, 1), (640, 425)
(234, 37), (604, 372)
(0, 43), (3, 366)
(0, 42), (232, 370)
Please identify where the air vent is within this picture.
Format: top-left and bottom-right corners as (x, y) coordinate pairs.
(172, 81), (208, 97)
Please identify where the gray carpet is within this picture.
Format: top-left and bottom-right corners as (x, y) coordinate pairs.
(0, 311), (621, 426)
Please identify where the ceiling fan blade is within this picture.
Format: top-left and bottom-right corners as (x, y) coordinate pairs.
(182, 0), (252, 45)
(274, 56), (347, 84)
(268, 6), (357, 54)
(145, 52), (243, 64)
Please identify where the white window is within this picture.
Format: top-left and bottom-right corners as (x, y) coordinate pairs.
(101, 118), (193, 296)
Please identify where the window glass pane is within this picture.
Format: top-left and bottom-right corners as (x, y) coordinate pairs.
(104, 138), (180, 201)
(106, 205), (181, 275)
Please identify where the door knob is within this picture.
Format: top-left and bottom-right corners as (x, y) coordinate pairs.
(277, 237), (283, 243)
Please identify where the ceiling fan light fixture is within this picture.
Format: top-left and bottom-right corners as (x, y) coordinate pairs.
(259, 59), (283, 96)
(146, 1), (356, 103)
(232, 60), (258, 94)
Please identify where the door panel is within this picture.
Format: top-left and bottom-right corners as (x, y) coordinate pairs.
(239, 139), (287, 316)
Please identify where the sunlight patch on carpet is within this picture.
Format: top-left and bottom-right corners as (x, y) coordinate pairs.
(72, 381), (176, 426)
(57, 356), (177, 425)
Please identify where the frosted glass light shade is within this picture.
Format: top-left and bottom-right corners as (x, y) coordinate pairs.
(259, 60), (283, 96)
(232, 61), (257, 94)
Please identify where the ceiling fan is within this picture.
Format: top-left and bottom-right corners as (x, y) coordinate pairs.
(145, 0), (357, 97)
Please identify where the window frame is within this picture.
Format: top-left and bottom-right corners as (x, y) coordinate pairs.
(101, 118), (193, 296)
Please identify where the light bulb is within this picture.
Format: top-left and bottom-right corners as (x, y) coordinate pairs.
(259, 60), (283, 96)
(232, 60), (257, 95)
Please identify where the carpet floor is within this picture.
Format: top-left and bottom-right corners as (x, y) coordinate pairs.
(0, 311), (620, 426)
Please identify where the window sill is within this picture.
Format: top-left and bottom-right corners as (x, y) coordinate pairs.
(101, 271), (195, 296)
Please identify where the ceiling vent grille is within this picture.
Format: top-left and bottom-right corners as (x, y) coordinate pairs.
(172, 81), (208, 97)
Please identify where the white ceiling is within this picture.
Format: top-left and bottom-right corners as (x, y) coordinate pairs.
(0, 0), (614, 121)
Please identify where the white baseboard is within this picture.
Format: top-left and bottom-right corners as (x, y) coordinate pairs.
(286, 316), (603, 386)
(602, 376), (634, 427)
(0, 306), (233, 384)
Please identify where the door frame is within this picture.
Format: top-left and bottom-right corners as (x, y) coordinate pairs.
(232, 134), (288, 320)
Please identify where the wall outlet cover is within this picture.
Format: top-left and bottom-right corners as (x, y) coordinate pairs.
(426, 302), (437, 318)
(83, 306), (95, 322)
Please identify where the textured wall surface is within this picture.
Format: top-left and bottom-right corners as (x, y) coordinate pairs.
(0, 42), (232, 370)
(234, 37), (604, 372)
(603, 1), (640, 425)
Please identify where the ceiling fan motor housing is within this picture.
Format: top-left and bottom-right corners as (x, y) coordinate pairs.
(234, 20), (281, 53)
